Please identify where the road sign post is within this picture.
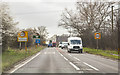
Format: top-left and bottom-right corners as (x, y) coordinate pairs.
(94, 32), (101, 50)
(19, 42), (22, 50)
(33, 34), (40, 48)
(25, 42), (27, 51)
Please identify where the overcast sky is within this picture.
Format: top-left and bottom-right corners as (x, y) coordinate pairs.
(5, 1), (77, 38)
(2, 0), (118, 38)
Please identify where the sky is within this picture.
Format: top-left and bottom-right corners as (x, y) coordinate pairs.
(4, 1), (77, 38)
(2, 0), (119, 38)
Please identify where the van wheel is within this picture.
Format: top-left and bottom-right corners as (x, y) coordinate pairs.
(81, 49), (83, 53)
(69, 50), (71, 53)
(68, 50), (69, 53)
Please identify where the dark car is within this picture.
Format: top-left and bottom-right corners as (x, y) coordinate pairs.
(48, 43), (52, 47)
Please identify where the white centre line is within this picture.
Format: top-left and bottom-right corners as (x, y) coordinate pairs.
(44, 52), (46, 54)
(63, 57), (69, 61)
(60, 54), (64, 57)
(83, 62), (99, 71)
(78, 71), (84, 73)
(69, 62), (80, 71)
(57, 49), (81, 71)
(68, 54), (72, 56)
(74, 57), (81, 61)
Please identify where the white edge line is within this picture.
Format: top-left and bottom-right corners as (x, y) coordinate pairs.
(83, 62), (99, 71)
(10, 52), (41, 73)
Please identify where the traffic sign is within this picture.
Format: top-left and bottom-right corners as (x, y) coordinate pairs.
(33, 35), (40, 38)
(94, 33), (101, 39)
(35, 39), (40, 43)
(43, 41), (46, 44)
(17, 31), (28, 42)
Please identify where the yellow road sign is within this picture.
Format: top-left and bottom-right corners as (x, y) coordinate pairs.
(43, 41), (46, 44)
(94, 33), (101, 39)
(17, 31), (28, 42)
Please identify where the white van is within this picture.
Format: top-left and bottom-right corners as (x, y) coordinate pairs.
(67, 37), (83, 53)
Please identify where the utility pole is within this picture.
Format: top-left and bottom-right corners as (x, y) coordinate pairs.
(118, 3), (120, 55)
(111, 6), (114, 32)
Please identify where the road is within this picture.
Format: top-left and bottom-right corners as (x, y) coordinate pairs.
(7, 47), (118, 73)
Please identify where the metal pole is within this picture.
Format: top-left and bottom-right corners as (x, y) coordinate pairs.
(25, 42), (27, 51)
(20, 42), (21, 50)
(112, 6), (114, 32)
(25, 42), (27, 57)
(97, 39), (98, 50)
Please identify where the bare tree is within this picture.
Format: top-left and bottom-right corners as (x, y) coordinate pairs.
(0, 3), (18, 51)
(37, 26), (48, 38)
(59, 2), (118, 50)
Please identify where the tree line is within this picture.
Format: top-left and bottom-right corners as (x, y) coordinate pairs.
(59, 2), (119, 50)
(0, 3), (48, 52)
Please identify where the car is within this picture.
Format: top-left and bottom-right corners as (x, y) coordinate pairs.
(67, 37), (83, 53)
(61, 42), (68, 49)
(58, 42), (62, 48)
(48, 43), (52, 47)
(52, 42), (56, 47)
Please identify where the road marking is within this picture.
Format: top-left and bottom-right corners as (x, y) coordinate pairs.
(68, 54), (72, 56)
(78, 71), (84, 73)
(44, 52), (55, 54)
(44, 52), (46, 54)
(81, 68), (93, 71)
(60, 54), (63, 57)
(57, 48), (81, 71)
(10, 52), (41, 73)
(83, 62), (99, 71)
(69, 62), (80, 70)
(63, 57), (68, 61)
(74, 57), (81, 61)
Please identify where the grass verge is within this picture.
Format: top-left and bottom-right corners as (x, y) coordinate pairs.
(83, 47), (119, 60)
(2, 46), (46, 72)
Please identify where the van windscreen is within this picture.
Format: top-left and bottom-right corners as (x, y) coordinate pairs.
(70, 40), (81, 44)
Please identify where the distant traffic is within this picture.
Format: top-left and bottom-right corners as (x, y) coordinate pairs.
(47, 37), (83, 53)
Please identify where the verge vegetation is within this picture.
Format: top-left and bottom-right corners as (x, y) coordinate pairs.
(2, 46), (46, 72)
(84, 47), (119, 60)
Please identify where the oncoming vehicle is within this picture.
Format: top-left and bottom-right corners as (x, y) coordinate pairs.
(61, 42), (68, 49)
(67, 37), (83, 53)
(58, 42), (62, 48)
(52, 42), (56, 47)
(48, 43), (52, 47)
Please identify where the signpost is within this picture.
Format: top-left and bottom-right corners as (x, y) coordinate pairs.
(17, 31), (28, 42)
(94, 32), (101, 49)
(35, 39), (40, 43)
(33, 35), (40, 38)
(17, 31), (28, 50)
(33, 33), (40, 48)
(35, 39), (40, 48)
